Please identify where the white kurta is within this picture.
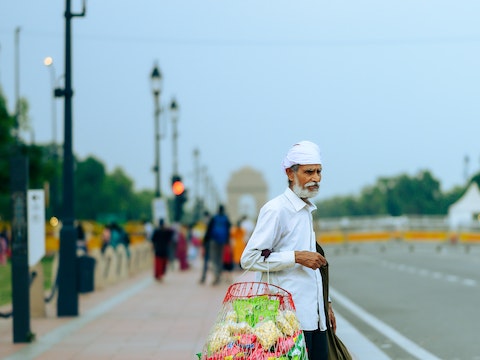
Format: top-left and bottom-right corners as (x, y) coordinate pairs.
(241, 188), (327, 331)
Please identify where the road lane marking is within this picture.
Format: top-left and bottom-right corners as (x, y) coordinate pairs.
(380, 260), (477, 288)
(463, 279), (477, 286)
(335, 312), (391, 359)
(445, 275), (459, 282)
(331, 287), (442, 360)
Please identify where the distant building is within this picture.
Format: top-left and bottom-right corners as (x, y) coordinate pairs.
(448, 182), (480, 229)
(226, 166), (268, 223)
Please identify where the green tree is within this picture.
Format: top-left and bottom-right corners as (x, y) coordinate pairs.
(0, 88), (15, 219)
(102, 167), (135, 219)
(74, 156), (108, 219)
(315, 195), (360, 218)
(358, 184), (387, 215)
(130, 189), (155, 221)
(316, 170), (458, 218)
(26, 144), (57, 190)
(74, 157), (153, 222)
(0, 86), (154, 223)
(16, 98), (31, 136)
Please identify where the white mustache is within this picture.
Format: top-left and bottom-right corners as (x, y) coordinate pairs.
(305, 182), (319, 188)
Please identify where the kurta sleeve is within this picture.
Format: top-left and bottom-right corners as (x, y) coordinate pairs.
(240, 204), (295, 272)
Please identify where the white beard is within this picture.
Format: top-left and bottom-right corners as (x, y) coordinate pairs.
(292, 177), (319, 199)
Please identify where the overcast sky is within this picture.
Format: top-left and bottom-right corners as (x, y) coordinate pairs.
(1, 0), (480, 208)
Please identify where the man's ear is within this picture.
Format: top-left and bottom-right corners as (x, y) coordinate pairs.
(285, 168), (294, 182)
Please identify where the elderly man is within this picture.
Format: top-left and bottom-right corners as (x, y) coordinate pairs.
(241, 140), (336, 360)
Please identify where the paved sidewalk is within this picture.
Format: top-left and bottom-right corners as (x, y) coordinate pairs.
(1, 260), (231, 360)
(0, 260), (389, 359)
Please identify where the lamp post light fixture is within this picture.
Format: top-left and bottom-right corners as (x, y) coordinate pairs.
(151, 63), (163, 198)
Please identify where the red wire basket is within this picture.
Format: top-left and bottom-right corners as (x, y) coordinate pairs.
(198, 282), (307, 360)
(223, 282), (296, 311)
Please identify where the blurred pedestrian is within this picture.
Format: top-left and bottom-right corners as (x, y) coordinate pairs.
(188, 223), (201, 261)
(101, 225), (111, 254)
(109, 222), (130, 257)
(151, 218), (175, 281)
(109, 222), (122, 249)
(76, 221), (87, 254)
(0, 229), (8, 266)
(175, 224), (190, 271)
(143, 219), (154, 242)
(230, 219), (247, 269)
(204, 205), (231, 286)
(198, 211), (211, 284)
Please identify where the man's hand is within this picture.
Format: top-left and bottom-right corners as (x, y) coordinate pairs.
(294, 250), (327, 270)
(328, 302), (337, 333)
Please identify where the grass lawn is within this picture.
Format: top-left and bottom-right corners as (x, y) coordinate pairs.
(0, 255), (54, 307)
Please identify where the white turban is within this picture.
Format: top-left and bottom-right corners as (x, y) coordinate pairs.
(282, 140), (322, 170)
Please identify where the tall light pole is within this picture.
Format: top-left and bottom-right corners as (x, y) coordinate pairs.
(43, 56), (59, 218)
(170, 98), (179, 176)
(14, 27), (21, 140)
(10, 25), (32, 344)
(193, 148), (203, 222)
(57, 0), (86, 317)
(43, 57), (58, 148)
(151, 63), (162, 198)
(169, 98), (186, 222)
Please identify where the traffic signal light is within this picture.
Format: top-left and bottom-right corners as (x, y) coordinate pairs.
(172, 179), (185, 196)
(171, 175), (187, 222)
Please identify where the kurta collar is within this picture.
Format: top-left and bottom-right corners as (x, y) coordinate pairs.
(284, 187), (317, 213)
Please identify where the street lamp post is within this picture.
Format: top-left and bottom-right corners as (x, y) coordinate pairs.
(10, 25), (32, 344)
(43, 56), (59, 218)
(57, 0), (86, 317)
(193, 148), (202, 221)
(170, 98), (186, 222)
(170, 98), (179, 176)
(151, 63), (163, 198)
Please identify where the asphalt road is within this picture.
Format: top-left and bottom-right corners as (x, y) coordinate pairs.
(324, 241), (480, 360)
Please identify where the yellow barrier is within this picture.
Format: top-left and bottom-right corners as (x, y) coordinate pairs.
(42, 220), (147, 253)
(124, 221), (147, 245)
(318, 231), (391, 244)
(403, 231), (448, 242)
(317, 232), (344, 244)
(347, 232), (391, 242)
(5, 218), (480, 251)
(317, 230), (464, 244)
(46, 221), (60, 253)
(459, 233), (480, 242)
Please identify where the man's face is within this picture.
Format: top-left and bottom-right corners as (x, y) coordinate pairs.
(288, 164), (322, 199)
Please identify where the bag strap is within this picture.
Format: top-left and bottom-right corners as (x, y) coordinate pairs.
(316, 243), (331, 328)
(239, 248), (272, 284)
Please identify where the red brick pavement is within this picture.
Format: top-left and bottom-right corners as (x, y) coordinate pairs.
(1, 261), (249, 360)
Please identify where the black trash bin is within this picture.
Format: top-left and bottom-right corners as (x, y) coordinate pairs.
(77, 255), (96, 293)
